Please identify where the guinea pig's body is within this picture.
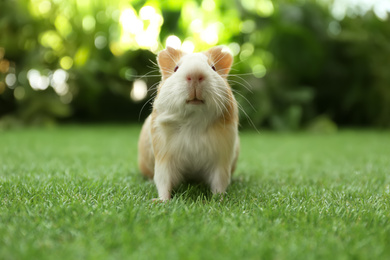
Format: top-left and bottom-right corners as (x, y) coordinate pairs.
(138, 46), (239, 201)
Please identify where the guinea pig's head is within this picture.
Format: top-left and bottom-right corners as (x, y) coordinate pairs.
(154, 46), (235, 119)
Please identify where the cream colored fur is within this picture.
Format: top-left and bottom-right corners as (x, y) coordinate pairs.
(138, 47), (239, 200)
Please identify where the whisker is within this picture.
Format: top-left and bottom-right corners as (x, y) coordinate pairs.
(231, 89), (257, 112)
(214, 91), (231, 123)
(133, 74), (162, 79)
(231, 58), (248, 68)
(138, 95), (155, 121)
(228, 79), (253, 94)
(212, 94), (226, 128)
(137, 78), (161, 121)
(148, 80), (160, 89)
(229, 73), (255, 76)
(130, 69), (161, 80)
(148, 59), (159, 68)
(211, 51), (230, 68)
(146, 65), (158, 70)
(229, 75), (255, 91)
(236, 101), (260, 133)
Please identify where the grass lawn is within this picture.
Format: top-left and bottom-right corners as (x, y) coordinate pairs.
(1, 125), (390, 260)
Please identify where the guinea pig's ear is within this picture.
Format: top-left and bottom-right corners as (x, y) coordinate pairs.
(206, 46), (233, 78)
(157, 47), (183, 79)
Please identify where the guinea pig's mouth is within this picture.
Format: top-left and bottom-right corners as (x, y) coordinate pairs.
(186, 98), (204, 105)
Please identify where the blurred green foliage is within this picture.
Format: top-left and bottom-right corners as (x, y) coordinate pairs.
(0, 0), (389, 130)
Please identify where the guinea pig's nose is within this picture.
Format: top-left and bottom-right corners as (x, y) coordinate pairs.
(186, 72), (205, 83)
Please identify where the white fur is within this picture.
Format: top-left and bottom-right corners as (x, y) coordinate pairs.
(154, 53), (230, 121)
(143, 52), (239, 200)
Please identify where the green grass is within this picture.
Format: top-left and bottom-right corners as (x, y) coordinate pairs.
(1, 126), (390, 260)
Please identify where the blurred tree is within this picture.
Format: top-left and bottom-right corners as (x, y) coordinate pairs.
(0, 0), (389, 130)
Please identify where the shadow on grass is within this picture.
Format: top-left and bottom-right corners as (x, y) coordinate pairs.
(172, 182), (214, 201)
(169, 176), (254, 203)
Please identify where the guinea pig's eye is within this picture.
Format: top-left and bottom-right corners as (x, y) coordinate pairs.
(211, 65), (216, 71)
(174, 65), (179, 72)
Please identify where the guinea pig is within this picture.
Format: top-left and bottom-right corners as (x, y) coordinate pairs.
(138, 46), (240, 201)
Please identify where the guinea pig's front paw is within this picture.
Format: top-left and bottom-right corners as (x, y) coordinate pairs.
(212, 192), (227, 202)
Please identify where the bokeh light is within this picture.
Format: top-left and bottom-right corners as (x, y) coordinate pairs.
(252, 64), (266, 78)
(51, 69), (69, 96)
(14, 87), (25, 100)
(131, 80), (148, 102)
(228, 42), (241, 56)
(60, 56), (73, 70)
(94, 35), (108, 49)
(5, 74), (17, 87)
(331, 0), (390, 20)
(117, 5), (163, 54)
(200, 23), (220, 45)
(82, 15), (96, 33)
(27, 69), (49, 90)
(182, 40), (195, 53)
(166, 35), (182, 50)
